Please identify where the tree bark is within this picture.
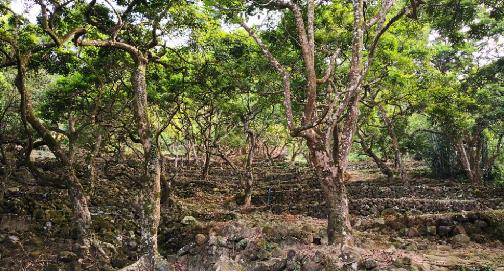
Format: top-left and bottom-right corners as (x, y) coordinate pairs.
(126, 61), (167, 270)
(89, 133), (102, 193)
(358, 132), (394, 180)
(15, 55), (93, 252)
(307, 137), (353, 247)
(378, 105), (405, 182)
(243, 120), (255, 207)
(454, 139), (482, 183)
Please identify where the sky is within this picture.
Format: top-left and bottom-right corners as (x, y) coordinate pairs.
(9, 0), (504, 64)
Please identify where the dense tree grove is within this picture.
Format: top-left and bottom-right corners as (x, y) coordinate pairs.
(0, 0), (503, 270)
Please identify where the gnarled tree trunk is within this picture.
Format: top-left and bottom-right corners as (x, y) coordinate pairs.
(124, 61), (168, 270)
(358, 132), (394, 180)
(307, 136), (353, 246)
(15, 55), (93, 253)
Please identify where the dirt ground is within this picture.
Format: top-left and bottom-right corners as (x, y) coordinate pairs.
(1, 157), (503, 270)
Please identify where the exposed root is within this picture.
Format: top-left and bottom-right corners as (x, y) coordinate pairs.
(122, 253), (171, 271)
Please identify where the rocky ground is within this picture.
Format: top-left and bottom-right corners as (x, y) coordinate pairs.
(1, 157), (504, 270)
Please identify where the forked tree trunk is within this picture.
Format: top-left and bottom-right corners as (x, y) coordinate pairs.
(307, 139), (353, 246)
(378, 105), (406, 183)
(15, 56), (94, 253)
(455, 139), (482, 183)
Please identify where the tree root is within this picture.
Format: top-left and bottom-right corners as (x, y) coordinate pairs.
(122, 253), (171, 271)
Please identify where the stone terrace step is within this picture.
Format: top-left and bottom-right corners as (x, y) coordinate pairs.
(252, 184), (504, 204)
(254, 197), (504, 218)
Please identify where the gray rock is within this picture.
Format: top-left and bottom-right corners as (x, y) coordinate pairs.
(181, 216), (198, 225)
(127, 240), (138, 250)
(361, 259), (378, 270)
(474, 220), (488, 229)
(437, 225), (453, 237)
(236, 238), (248, 250)
(8, 235), (19, 243)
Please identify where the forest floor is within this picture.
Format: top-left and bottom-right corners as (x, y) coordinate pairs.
(1, 156), (504, 270)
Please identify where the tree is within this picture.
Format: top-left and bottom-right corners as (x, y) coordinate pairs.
(210, 0), (423, 246)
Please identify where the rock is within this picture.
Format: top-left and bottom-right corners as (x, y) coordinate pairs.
(313, 237), (322, 245)
(406, 227), (420, 238)
(127, 240), (138, 250)
(360, 259), (378, 270)
(302, 260), (323, 271)
(471, 234), (486, 243)
(181, 216), (198, 225)
(8, 235), (20, 243)
(405, 242), (418, 251)
(58, 251), (78, 263)
(451, 234), (471, 247)
(426, 225), (437, 236)
(437, 225), (453, 237)
(29, 250), (42, 258)
(111, 258), (128, 268)
(474, 219), (488, 229)
(6, 187), (20, 193)
(195, 234), (206, 246)
(452, 225), (466, 235)
(393, 256), (412, 268)
(301, 224), (316, 233)
(177, 242), (195, 256)
(235, 238), (248, 250)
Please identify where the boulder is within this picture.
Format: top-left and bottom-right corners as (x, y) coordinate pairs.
(437, 225), (453, 237)
(195, 234), (206, 246)
(452, 225), (466, 235)
(360, 258), (378, 270)
(474, 219), (488, 229)
(451, 234), (471, 248)
(58, 251), (78, 263)
(181, 216), (198, 225)
(406, 227), (420, 238)
(426, 225), (437, 236)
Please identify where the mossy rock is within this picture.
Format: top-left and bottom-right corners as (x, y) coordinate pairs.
(481, 210), (504, 240)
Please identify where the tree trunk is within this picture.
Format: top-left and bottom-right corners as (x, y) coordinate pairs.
(89, 133), (102, 193)
(15, 56), (93, 252)
(243, 121), (255, 207)
(125, 61), (167, 270)
(307, 137), (353, 247)
(378, 105), (406, 183)
(202, 148), (211, 180)
(67, 167), (93, 249)
(358, 133), (394, 180)
(0, 144), (12, 207)
(454, 139), (482, 183)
